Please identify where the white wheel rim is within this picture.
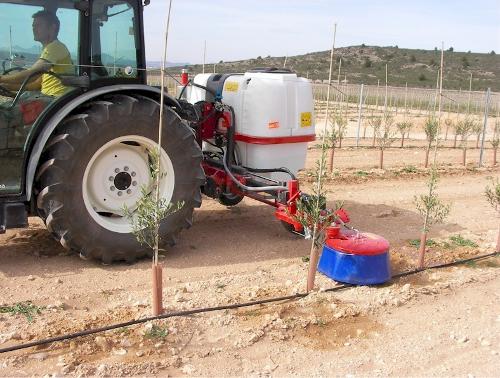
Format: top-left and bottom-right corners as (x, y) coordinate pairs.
(82, 135), (175, 233)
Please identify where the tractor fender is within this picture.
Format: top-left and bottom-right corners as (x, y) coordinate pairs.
(26, 84), (180, 200)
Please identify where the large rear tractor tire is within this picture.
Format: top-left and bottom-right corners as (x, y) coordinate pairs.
(35, 94), (205, 263)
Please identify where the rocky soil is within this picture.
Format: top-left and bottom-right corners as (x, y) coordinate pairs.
(0, 134), (499, 376)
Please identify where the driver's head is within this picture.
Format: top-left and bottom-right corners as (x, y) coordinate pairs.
(32, 10), (60, 44)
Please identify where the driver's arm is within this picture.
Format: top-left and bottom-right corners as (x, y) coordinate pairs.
(0, 58), (51, 90)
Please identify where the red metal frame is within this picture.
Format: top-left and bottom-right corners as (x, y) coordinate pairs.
(201, 158), (303, 231)
(197, 101), (311, 233)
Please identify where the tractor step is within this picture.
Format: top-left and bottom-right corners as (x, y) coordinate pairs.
(0, 202), (28, 233)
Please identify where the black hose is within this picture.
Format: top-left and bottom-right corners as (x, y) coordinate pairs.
(0, 251), (498, 354)
(177, 79), (190, 99)
(242, 166), (296, 180)
(176, 79), (218, 100)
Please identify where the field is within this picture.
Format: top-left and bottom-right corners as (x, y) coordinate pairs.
(0, 106), (499, 375)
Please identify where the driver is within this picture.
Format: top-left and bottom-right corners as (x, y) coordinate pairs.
(0, 10), (73, 98)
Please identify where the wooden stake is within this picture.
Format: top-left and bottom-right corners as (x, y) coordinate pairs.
(384, 64), (388, 114)
(326, 23), (337, 172)
(467, 72), (472, 114)
(152, 0), (173, 317)
(404, 82), (408, 120)
(202, 40), (206, 74)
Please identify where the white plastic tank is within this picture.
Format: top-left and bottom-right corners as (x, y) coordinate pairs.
(188, 70), (315, 181)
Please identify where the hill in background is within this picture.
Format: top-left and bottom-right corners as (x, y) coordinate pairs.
(171, 45), (499, 92)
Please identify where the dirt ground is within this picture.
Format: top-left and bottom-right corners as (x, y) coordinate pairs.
(0, 132), (499, 376)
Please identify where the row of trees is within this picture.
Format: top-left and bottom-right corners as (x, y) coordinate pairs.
(321, 110), (499, 170)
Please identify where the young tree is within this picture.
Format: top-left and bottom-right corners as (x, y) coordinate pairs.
(443, 118), (453, 141)
(423, 117), (439, 168)
(490, 118), (499, 165)
(396, 121), (412, 148)
(414, 168), (451, 268)
(325, 124), (340, 172)
(332, 110), (348, 148)
(369, 116), (382, 147)
(296, 136), (342, 291)
(472, 120), (483, 149)
(374, 115), (397, 169)
(457, 117), (476, 165)
(485, 178), (500, 252)
(123, 148), (184, 315)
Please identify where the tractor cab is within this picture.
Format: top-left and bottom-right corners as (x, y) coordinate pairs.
(0, 0), (147, 197)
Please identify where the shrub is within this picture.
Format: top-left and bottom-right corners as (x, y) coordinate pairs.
(461, 56), (470, 68)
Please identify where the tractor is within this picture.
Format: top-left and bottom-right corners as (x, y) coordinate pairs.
(0, 0), (333, 263)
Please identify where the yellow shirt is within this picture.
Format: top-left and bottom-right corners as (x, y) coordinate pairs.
(40, 40), (73, 97)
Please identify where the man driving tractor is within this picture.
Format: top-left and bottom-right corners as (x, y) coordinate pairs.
(0, 10), (73, 98)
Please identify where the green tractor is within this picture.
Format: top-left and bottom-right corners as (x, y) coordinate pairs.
(0, 0), (204, 263)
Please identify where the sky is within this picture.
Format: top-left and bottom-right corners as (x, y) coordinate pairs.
(143, 0), (500, 64)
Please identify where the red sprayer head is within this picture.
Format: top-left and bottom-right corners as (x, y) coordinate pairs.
(180, 69), (189, 85)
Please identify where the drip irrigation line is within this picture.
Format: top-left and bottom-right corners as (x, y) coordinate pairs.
(0, 251), (498, 354)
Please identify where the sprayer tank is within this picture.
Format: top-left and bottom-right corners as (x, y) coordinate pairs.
(188, 71), (315, 181)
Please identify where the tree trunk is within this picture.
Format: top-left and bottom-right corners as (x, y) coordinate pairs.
(372, 132), (376, 147)
(453, 135), (457, 149)
(339, 137), (343, 149)
(400, 135), (405, 148)
(444, 125), (449, 141)
(379, 149), (384, 169)
(328, 147), (335, 172)
(462, 148), (467, 166)
(494, 148), (497, 166)
(476, 135), (480, 149)
(363, 126), (367, 139)
(424, 146), (430, 168)
(152, 263), (163, 316)
(307, 244), (321, 292)
(417, 232), (428, 269)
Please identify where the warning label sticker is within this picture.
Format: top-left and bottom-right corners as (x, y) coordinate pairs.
(224, 82), (239, 92)
(300, 112), (312, 127)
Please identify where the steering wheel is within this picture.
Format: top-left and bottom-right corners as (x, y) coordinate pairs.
(0, 84), (15, 98)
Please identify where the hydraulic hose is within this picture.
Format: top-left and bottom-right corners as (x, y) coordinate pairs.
(242, 166), (296, 180)
(0, 251), (497, 354)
